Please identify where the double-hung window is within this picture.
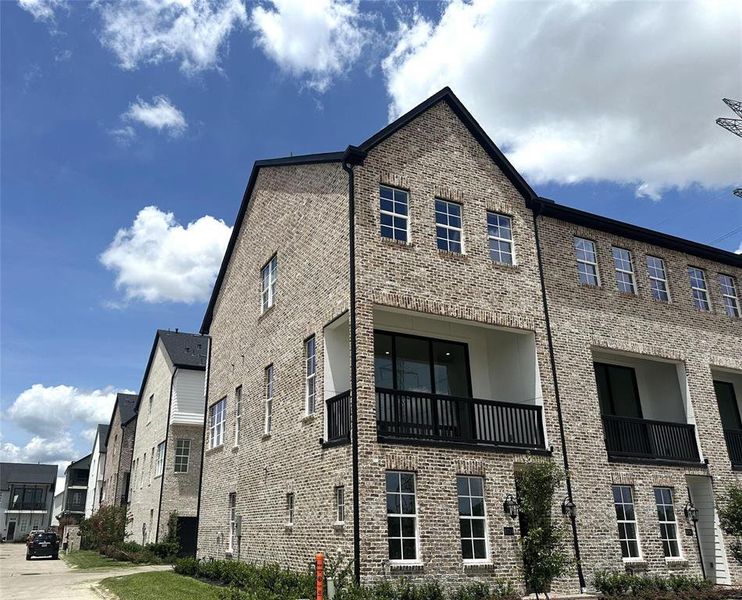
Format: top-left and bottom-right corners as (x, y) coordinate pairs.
(612, 247), (636, 294)
(305, 337), (317, 416)
(208, 397), (226, 449)
(457, 475), (488, 562)
(688, 267), (710, 311)
(174, 439), (190, 473)
(435, 199), (463, 252)
(386, 471), (418, 562)
(155, 441), (165, 477)
(261, 255), (277, 313)
(228, 493), (236, 552)
(487, 212), (514, 265)
(720, 274), (740, 317)
(264, 365), (274, 435)
(380, 185), (409, 242)
(574, 238), (600, 286)
(647, 256), (670, 301)
(613, 485), (640, 559)
(234, 386), (242, 445)
(654, 487), (680, 558)
(286, 492), (295, 525)
(335, 486), (345, 524)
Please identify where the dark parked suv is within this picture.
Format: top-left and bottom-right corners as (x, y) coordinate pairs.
(26, 532), (59, 560)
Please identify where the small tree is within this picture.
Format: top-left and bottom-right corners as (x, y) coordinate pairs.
(719, 484), (742, 563)
(79, 505), (130, 551)
(515, 459), (573, 599)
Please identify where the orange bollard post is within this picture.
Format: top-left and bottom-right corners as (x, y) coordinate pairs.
(315, 552), (324, 600)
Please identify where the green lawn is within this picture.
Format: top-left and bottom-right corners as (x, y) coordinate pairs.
(63, 550), (140, 570)
(101, 572), (222, 600)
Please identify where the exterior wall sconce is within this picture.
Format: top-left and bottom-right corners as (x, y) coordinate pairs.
(503, 494), (519, 518)
(561, 496), (577, 519)
(684, 501), (699, 523)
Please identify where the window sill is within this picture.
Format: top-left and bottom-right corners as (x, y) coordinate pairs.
(231, 445), (239, 453)
(258, 304), (276, 322)
(489, 259), (518, 270)
(380, 237), (413, 249)
(437, 249), (467, 260)
(284, 524), (294, 531)
(261, 434), (272, 441)
(389, 562), (424, 573)
(205, 445), (224, 455)
(301, 414), (316, 424)
(622, 559), (648, 571)
(332, 521), (345, 530)
(463, 561), (494, 571)
(665, 557), (688, 568)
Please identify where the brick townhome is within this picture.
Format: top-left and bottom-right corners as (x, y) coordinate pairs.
(196, 88), (742, 593)
(127, 329), (208, 556)
(101, 392), (138, 509)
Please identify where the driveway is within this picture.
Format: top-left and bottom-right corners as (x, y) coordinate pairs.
(0, 543), (171, 599)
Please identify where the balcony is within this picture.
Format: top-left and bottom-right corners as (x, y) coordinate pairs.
(714, 373), (742, 469)
(325, 391), (351, 445)
(723, 430), (742, 468)
(602, 415), (699, 463)
(376, 388), (544, 450)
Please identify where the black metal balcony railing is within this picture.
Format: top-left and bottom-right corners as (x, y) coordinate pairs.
(602, 415), (700, 463)
(376, 388), (545, 449)
(724, 429), (742, 467)
(326, 391), (351, 444)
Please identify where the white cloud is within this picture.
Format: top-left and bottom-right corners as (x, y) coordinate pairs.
(250, 0), (370, 92)
(5, 384), (122, 438)
(736, 241), (742, 255)
(96, 0), (247, 74)
(17, 0), (66, 22)
(123, 96), (187, 136)
(109, 125), (137, 146)
(382, 0), (742, 198)
(100, 205), (232, 303)
(0, 434), (75, 467)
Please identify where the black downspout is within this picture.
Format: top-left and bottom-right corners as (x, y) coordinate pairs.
(532, 203), (587, 592)
(195, 337), (212, 557)
(342, 145), (366, 586)
(155, 368), (177, 543)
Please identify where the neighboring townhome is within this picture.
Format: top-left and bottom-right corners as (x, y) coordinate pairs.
(195, 87), (741, 594)
(57, 454), (91, 525)
(84, 424), (109, 517)
(0, 462), (57, 541)
(101, 393), (138, 508)
(127, 329), (207, 557)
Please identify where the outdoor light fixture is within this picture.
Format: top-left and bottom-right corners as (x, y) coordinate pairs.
(684, 501), (699, 523)
(561, 496), (577, 519)
(503, 494), (519, 518)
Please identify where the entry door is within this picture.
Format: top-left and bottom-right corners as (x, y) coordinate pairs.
(6, 521), (16, 540)
(177, 517), (198, 557)
(687, 475), (731, 584)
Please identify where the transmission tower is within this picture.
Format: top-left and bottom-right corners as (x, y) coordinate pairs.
(716, 98), (742, 197)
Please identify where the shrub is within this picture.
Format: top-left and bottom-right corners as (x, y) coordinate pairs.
(719, 484), (742, 563)
(593, 570), (714, 597)
(145, 541), (179, 559)
(79, 505), (130, 551)
(448, 581), (519, 600)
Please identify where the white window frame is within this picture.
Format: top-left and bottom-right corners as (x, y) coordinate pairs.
(261, 255), (277, 313)
(234, 386), (242, 446)
(174, 438), (190, 473)
(688, 267), (711, 311)
(386, 471), (419, 564)
(208, 397), (226, 449)
(612, 247), (636, 294)
(379, 185), (409, 243)
(335, 486), (345, 524)
(613, 485), (641, 560)
(574, 237), (600, 286)
(228, 492), (237, 552)
(305, 336), (317, 416)
(487, 211), (514, 265)
(155, 441), (165, 477)
(647, 255), (670, 302)
(654, 487), (681, 559)
(435, 198), (463, 253)
(286, 492), (295, 525)
(720, 274), (741, 317)
(457, 475), (489, 563)
(264, 365), (274, 435)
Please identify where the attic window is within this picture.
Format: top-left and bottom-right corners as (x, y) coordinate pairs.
(261, 255), (277, 313)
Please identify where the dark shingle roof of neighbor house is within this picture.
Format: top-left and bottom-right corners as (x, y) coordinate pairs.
(0, 463), (57, 490)
(104, 393), (138, 447)
(134, 329), (208, 412)
(97, 424), (110, 453)
(199, 87), (742, 334)
(65, 453), (91, 473)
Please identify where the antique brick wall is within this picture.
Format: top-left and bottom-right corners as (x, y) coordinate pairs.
(127, 342), (173, 544)
(537, 214), (742, 587)
(197, 161), (354, 567)
(101, 408), (124, 508)
(351, 100), (574, 590)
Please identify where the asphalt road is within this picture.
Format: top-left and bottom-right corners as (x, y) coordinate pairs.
(0, 542), (170, 599)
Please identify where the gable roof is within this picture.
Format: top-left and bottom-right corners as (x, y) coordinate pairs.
(200, 87), (741, 333)
(0, 463), (57, 489)
(104, 393), (138, 447)
(96, 424), (110, 453)
(65, 453), (91, 473)
(134, 329), (208, 412)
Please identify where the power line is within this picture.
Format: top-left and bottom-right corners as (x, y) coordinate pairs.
(715, 98), (742, 198)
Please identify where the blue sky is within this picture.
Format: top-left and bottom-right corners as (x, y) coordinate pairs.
(1, 0), (741, 482)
